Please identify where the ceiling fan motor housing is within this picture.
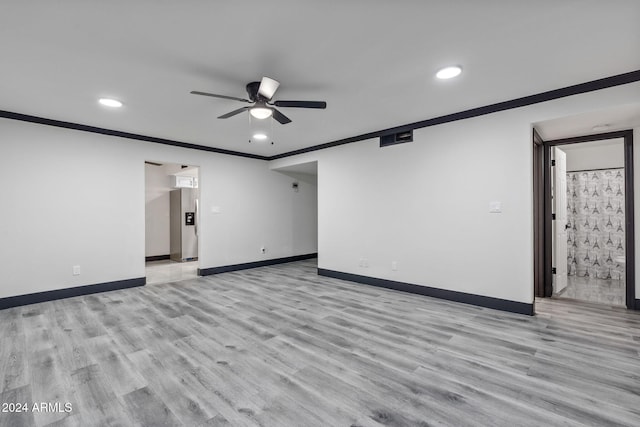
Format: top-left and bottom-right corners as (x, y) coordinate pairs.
(246, 81), (263, 101)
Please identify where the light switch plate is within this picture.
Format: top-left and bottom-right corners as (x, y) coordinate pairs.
(489, 201), (502, 213)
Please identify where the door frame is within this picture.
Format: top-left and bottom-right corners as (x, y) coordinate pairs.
(533, 129), (636, 309)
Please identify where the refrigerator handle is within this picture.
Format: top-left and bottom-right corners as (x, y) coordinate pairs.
(194, 198), (199, 237)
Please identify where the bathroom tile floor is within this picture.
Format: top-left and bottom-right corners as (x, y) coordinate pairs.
(145, 259), (198, 285)
(554, 275), (625, 307)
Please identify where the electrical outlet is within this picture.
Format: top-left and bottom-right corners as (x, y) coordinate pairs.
(72, 265), (81, 276)
(363, 259), (369, 268)
(391, 261), (398, 271)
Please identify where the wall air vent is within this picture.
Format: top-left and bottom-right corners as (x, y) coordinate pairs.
(380, 130), (413, 147)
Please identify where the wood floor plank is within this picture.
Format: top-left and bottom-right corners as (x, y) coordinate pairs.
(197, 414), (231, 426)
(125, 349), (216, 426)
(0, 385), (35, 427)
(177, 364), (263, 427)
(26, 348), (73, 427)
(0, 333), (28, 394)
(68, 364), (129, 427)
(121, 386), (181, 427)
(83, 336), (147, 397)
(269, 330), (473, 425)
(423, 347), (634, 425)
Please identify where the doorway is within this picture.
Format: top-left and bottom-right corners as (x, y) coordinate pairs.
(270, 160), (319, 268)
(145, 161), (200, 285)
(533, 130), (636, 309)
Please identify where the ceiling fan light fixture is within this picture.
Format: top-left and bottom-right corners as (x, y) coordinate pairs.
(257, 77), (280, 100)
(98, 98), (123, 108)
(436, 65), (462, 80)
(250, 107), (273, 119)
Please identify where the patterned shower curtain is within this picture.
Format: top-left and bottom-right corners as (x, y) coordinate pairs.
(566, 168), (625, 280)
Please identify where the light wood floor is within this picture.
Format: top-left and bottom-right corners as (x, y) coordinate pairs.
(1, 259), (639, 426)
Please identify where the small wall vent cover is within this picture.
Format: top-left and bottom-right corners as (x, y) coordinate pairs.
(380, 130), (413, 147)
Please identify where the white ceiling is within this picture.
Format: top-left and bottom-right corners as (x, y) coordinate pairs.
(272, 161), (318, 184)
(1, 1), (639, 157)
(534, 103), (640, 141)
(272, 161), (318, 176)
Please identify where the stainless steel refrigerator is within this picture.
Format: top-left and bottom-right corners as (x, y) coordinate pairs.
(170, 188), (198, 262)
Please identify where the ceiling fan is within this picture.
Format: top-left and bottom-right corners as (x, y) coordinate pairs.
(190, 77), (326, 124)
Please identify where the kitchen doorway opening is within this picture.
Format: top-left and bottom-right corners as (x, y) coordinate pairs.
(145, 161), (200, 285)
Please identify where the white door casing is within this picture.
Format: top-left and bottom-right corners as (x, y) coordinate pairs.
(553, 147), (568, 293)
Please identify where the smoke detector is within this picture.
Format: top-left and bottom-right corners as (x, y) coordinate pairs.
(592, 124), (611, 132)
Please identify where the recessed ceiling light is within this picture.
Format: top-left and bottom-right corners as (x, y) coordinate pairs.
(98, 98), (123, 108)
(252, 133), (268, 140)
(250, 107), (273, 119)
(436, 65), (462, 80)
(592, 124), (611, 132)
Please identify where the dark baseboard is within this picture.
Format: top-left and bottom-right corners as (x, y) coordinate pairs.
(145, 254), (170, 262)
(0, 277), (146, 311)
(199, 253), (318, 276)
(318, 269), (534, 316)
(635, 299), (640, 310)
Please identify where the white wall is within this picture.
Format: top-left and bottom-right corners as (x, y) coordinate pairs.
(315, 117), (533, 303)
(270, 81), (640, 305)
(562, 139), (624, 171)
(0, 120), (317, 299)
(1, 82), (637, 305)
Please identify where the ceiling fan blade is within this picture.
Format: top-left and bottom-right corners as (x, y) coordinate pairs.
(273, 100), (327, 109)
(272, 108), (292, 124)
(190, 91), (250, 103)
(258, 77), (280, 100)
(218, 106), (250, 119)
